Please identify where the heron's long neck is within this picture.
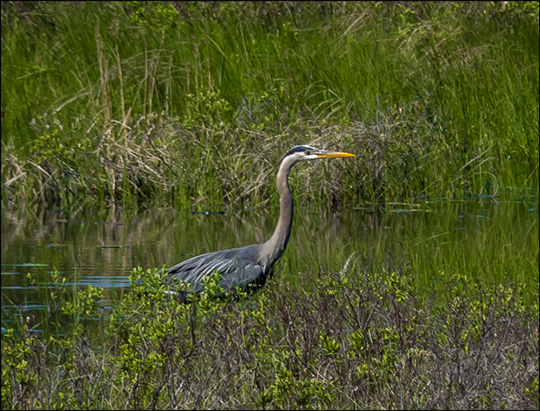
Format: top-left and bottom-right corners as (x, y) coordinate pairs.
(262, 156), (296, 264)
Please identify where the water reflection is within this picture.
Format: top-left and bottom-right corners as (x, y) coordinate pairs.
(1, 189), (538, 334)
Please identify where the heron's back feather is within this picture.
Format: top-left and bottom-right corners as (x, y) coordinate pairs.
(167, 244), (268, 294)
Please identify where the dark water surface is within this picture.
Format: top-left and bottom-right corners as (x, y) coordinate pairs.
(2, 190), (538, 334)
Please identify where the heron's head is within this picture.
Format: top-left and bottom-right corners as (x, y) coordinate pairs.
(284, 145), (355, 163)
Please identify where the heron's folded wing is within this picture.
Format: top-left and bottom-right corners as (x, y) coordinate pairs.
(167, 245), (263, 292)
(220, 262), (264, 290)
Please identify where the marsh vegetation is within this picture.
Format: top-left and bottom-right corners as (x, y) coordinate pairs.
(2, 1), (538, 208)
(1, 1), (538, 409)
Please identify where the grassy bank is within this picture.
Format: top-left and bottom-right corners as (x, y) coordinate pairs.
(1, 1), (538, 209)
(2, 262), (539, 410)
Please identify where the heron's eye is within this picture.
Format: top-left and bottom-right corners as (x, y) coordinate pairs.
(305, 149), (312, 155)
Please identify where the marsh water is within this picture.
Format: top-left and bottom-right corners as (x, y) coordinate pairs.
(2, 190), (538, 334)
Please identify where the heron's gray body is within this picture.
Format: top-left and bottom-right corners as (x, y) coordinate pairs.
(165, 145), (354, 300)
(167, 244), (266, 294)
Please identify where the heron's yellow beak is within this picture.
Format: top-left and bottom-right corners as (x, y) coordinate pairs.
(317, 151), (355, 159)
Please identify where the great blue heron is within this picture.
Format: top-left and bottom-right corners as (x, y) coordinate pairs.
(167, 145), (355, 300)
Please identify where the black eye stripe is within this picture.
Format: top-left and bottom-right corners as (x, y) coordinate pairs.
(285, 145), (317, 157)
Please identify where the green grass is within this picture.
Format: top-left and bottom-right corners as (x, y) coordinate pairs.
(1, 1), (538, 208)
(2, 3), (538, 408)
(1, 2), (539, 409)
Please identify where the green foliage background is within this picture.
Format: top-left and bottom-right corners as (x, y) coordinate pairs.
(1, 1), (538, 208)
(1, 3), (539, 409)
